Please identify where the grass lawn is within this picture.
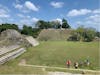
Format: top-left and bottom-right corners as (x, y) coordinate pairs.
(0, 41), (99, 74)
(22, 41), (99, 70)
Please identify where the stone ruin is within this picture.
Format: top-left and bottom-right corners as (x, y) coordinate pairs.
(0, 29), (39, 64)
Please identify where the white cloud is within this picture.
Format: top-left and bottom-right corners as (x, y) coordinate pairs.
(93, 9), (100, 14)
(87, 14), (100, 23)
(20, 17), (39, 26)
(17, 14), (31, 18)
(77, 14), (100, 25)
(25, 1), (39, 11)
(14, 1), (39, 13)
(67, 9), (91, 17)
(0, 5), (10, 18)
(17, 14), (24, 18)
(15, 4), (23, 9)
(76, 14), (100, 31)
(52, 18), (62, 24)
(31, 17), (39, 23)
(20, 19), (31, 25)
(27, 15), (31, 18)
(0, 14), (10, 18)
(50, 1), (64, 8)
(55, 18), (62, 24)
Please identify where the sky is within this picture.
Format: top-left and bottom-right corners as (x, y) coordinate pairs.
(0, 0), (100, 31)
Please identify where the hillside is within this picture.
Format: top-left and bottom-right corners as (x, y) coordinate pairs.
(37, 29), (72, 41)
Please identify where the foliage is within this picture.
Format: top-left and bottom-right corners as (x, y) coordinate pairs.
(62, 18), (71, 29)
(0, 23), (98, 41)
(0, 23), (19, 33)
(21, 25), (41, 38)
(68, 26), (96, 42)
(67, 31), (80, 41)
(21, 25), (33, 36)
(50, 20), (61, 29)
(35, 20), (51, 29)
(35, 18), (71, 29)
(96, 31), (100, 38)
(0, 23), (41, 38)
(32, 28), (41, 38)
(82, 28), (96, 42)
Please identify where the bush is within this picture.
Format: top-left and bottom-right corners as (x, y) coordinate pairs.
(67, 26), (96, 42)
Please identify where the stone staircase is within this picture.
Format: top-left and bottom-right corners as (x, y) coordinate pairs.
(0, 46), (26, 64)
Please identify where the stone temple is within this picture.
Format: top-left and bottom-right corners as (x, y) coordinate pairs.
(0, 29), (39, 64)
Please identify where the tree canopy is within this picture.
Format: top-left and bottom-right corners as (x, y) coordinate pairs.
(35, 18), (71, 29)
(0, 23), (19, 33)
(62, 18), (71, 29)
(0, 22), (99, 41)
(68, 26), (97, 42)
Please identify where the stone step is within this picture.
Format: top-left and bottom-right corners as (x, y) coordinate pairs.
(0, 45), (20, 56)
(0, 48), (26, 64)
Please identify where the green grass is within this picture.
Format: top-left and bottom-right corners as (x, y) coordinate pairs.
(21, 41), (99, 70)
(0, 41), (99, 74)
(0, 65), (46, 74)
(0, 57), (46, 74)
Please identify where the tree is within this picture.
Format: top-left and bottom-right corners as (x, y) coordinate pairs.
(21, 25), (41, 38)
(96, 31), (100, 38)
(21, 25), (33, 36)
(32, 28), (41, 38)
(35, 19), (71, 29)
(83, 28), (96, 42)
(50, 20), (61, 29)
(35, 20), (50, 29)
(68, 26), (96, 42)
(62, 18), (71, 29)
(67, 31), (80, 41)
(0, 23), (19, 33)
(77, 26), (96, 42)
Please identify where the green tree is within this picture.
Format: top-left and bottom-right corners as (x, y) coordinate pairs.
(96, 31), (100, 38)
(36, 20), (62, 29)
(32, 28), (41, 38)
(83, 28), (96, 42)
(36, 20), (50, 29)
(21, 25), (33, 36)
(21, 25), (41, 38)
(76, 26), (96, 42)
(0, 23), (19, 33)
(50, 21), (61, 29)
(62, 18), (71, 29)
(68, 26), (96, 42)
(67, 30), (80, 41)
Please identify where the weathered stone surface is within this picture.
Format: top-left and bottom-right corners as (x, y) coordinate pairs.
(0, 48), (26, 64)
(0, 29), (39, 64)
(0, 29), (39, 47)
(25, 36), (39, 46)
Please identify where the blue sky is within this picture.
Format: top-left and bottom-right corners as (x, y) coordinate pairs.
(0, 0), (100, 30)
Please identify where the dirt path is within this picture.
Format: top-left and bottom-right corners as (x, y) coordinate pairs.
(19, 63), (100, 73)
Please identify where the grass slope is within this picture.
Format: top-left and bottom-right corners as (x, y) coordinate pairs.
(23, 41), (99, 70)
(0, 41), (99, 74)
